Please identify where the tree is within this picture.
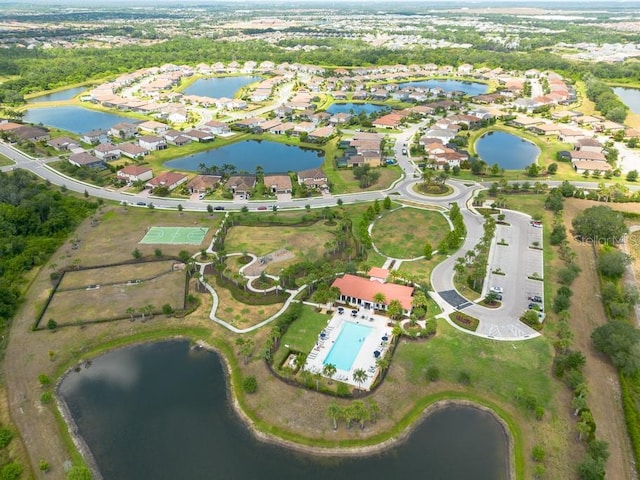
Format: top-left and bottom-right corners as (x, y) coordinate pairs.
(547, 162), (558, 174)
(626, 170), (638, 182)
(526, 163), (540, 177)
(592, 321), (640, 376)
(177, 204), (183, 213)
(577, 454), (606, 480)
(132, 248), (143, 259)
(572, 206), (627, 245)
(0, 462), (22, 480)
(162, 304), (174, 316)
(207, 204), (214, 214)
(423, 242), (433, 260)
(426, 366), (440, 382)
(386, 299), (404, 320)
(47, 319), (57, 330)
(323, 363), (337, 383)
(352, 368), (368, 389)
(242, 376), (258, 393)
(597, 249), (631, 278)
(366, 399), (381, 423)
(372, 292), (387, 310)
(327, 402), (342, 430)
(550, 224), (567, 245)
(383, 196), (391, 210)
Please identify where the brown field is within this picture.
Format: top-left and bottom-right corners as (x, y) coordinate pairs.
(64, 206), (223, 268)
(57, 260), (176, 290)
(563, 199), (636, 480)
(44, 268), (185, 325)
(224, 221), (335, 260)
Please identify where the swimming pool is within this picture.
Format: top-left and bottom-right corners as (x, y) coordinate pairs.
(323, 322), (373, 371)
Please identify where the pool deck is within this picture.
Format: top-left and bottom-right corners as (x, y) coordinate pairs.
(303, 307), (393, 390)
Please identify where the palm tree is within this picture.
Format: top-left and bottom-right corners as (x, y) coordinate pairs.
(422, 168), (435, 188)
(352, 368), (368, 390)
(125, 307), (136, 321)
(353, 400), (369, 430)
(366, 399), (381, 423)
(327, 402), (342, 430)
(372, 292), (386, 310)
(322, 363), (337, 383)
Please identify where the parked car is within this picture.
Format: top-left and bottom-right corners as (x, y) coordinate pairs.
(528, 295), (542, 303)
(136, 201), (146, 206)
(490, 286), (504, 294)
(257, 206), (267, 210)
(214, 206), (225, 211)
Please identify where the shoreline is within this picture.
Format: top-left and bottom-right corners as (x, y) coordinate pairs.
(55, 337), (515, 480)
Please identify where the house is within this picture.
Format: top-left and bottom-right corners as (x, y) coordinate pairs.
(183, 129), (214, 143)
(529, 124), (562, 136)
(329, 113), (352, 125)
(81, 129), (109, 144)
(421, 128), (457, 144)
(293, 122), (316, 135)
(255, 119), (282, 133)
(331, 273), (414, 315)
(163, 130), (192, 146)
(138, 120), (169, 135)
(68, 152), (104, 169)
(558, 128), (585, 143)
(226, 175), (256, 197)
(569, 151), (607, 163)
(117, 165), (153, 183)
(47, 136), (79, 151)
(372, 113), (403, 129)
(186, 175), (222, 194)
(270, 122), (296, 135)
(263, 175), (293, 194)
(93, 143), (121, 161)
(297, 168), (328, 190)
(12, 126), (50, 142)
(233, 117), (264, 130)
(146, 172), (188, 192)
(110, 122), (138, 140)
(571, 160), (612, 174)
(138, 135), (168, 151)
(574, 137), (603, 153)
(202, 120), (230, 135)
(308, 126), (335, 142)
(118, 143), (149, 159)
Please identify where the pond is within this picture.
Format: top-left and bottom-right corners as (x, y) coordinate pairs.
(613, 87), (640, 115)
(326, 103), (390, 116)
(23, 106), (133, 134)
(476, 131), (540, 170)
(27, 86), (87, 103)
(165, 140), (324, 174)
(182, 76), (263, 98)
(58, 340), (510, 480)
(398, 79), (488, 96)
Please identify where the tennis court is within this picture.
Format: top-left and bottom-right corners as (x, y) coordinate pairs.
(139, 226), (209, 245)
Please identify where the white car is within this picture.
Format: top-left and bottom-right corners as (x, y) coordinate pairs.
(490, 286), (504, 294)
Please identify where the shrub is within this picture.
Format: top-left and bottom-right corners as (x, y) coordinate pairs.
(426, 366), (440, 382)
(242, 376), (258, 394)
(40, 392), (53, 404)
(336, 382), (351, 397)
(38, 373), (51, 386)
(457, 371), (471, 385)
(0, 462), (22, 480)
(0, 428), (13, 449)
(532, 444), (546, 462)
(39, 460), (50, 472)
(47, 319), (57, 330)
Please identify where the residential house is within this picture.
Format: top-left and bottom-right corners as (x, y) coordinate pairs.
(163, 129), (192, 146)
(202, 120), (230, 135)
(226, 175), (256, 198)
(270, 122), (296, 135)
(110, 122), (138, 140)
(117, 165), (153, 183)
(68, 152), (104, 169)
(255, 119), (282, 134)
(118, 143), (149, 159)
(47, 137), (79, 151)
(138, 120), (169, 135)
(146, 172), (188, 192)
(331, 274), (414, 315)
(558, 128), (584, 143)
(138, 135), (168, 151)
(187, 175), (222, 194)
(93, 143), (121, 161)
(293, 122), (316, 135)
(183, 129), (213, 143)
(308, 126), (335, 142)
(372, 113), (404, 129)
(574, 137), (603, 153)
(81, 129), (109, 144)
(233, 117), (264, 130)
(529, 124), (562, 136)
(297, 168), (328, 190)
(12, 126), (50, 142)
(263, 174), (293, 194)
(329, 113), (352, 125)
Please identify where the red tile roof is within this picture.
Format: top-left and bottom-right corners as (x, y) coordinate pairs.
(332, 274), (414, 311)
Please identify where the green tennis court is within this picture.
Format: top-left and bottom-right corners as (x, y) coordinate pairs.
(139, 226), (209, 245)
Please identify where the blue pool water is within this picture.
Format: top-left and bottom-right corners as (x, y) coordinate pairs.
(323, 322), (373, 371)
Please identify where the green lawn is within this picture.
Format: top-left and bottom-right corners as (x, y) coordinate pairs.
(372, 207), (449, 258)
(280, 305), (330, 354)
(396, 319), (554, 407)
(0, 154), (15, 167)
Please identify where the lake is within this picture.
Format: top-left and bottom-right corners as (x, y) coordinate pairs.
(58, 340), (510, 480)
(182, 76), (263, 98)
(327, 103), (389, 116)
(165, 140), (324, 174)
(398, 79), (488, 96)
(27, 86), (87, 103)
(24, 106), (133, 134)
(613, 87), (640, 115)
(476, 131), (540, 170)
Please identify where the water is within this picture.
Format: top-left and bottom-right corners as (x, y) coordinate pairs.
(476, 131), (540, 170)
(27, 86), (87, 103)
(58, 340), (509, 480)
(23, 106), (133, 134)
(165, 140), (324, 174)
(323, 321), (373, 371)
(182, 76), (262, 98)
(613, 87), (640, 115)
(326, 103), (389, 116)
(398, 79), (488, 96)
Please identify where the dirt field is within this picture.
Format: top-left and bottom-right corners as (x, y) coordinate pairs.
(563, 198), (637, 480)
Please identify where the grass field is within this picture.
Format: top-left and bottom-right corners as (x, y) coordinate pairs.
(224, 221), (335, 260)
(57, 260), (176, 290)
(44, 267), (185, 325)
(275, 306), (330, 365)
(371, 207), (450, 258)
(0, 154), (14, 167)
